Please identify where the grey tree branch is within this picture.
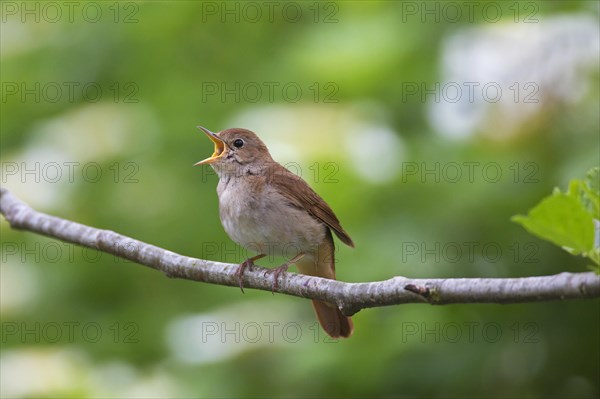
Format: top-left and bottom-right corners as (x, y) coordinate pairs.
(1, 187), (599, 316)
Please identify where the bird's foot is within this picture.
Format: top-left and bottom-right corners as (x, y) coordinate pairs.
(236, 254), (266, 294)
(270, 263), (291, 293)
(269, 252), (305, 293)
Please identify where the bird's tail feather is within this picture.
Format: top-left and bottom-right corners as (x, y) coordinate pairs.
(296, 229), (354, 338)
(311, 300), (354, 338)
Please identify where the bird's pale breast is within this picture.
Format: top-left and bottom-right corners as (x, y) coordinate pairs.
(217, 176), (326, 259)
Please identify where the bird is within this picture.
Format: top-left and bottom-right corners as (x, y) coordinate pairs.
(194, 126), (355, 338)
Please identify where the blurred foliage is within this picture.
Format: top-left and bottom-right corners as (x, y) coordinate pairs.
(1, 1), (599, 398)
(513, 167), (600, 272)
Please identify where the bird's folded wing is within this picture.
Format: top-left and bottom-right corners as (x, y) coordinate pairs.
(268, 163), (355, 248)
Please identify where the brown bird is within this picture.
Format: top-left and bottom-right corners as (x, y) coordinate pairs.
(195, 126), (355, 338)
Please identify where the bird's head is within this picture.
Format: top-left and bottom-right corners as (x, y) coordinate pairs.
(194, 127), (274, 178)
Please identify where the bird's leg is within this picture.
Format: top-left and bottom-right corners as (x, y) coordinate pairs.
(271, 253), (305, 293)
(236, 253), (266, 294)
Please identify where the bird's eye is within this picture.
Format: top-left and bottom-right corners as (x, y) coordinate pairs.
(233, 139), (244, 148)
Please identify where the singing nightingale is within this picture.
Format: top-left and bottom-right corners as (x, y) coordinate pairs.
(195, 126), (355, 338)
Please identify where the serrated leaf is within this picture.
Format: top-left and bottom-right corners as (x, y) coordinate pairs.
(512, 193), (594, 255)
(585, 167), (599, 193)
(580, 184), (600, 217)
(582, 167), (600, 217)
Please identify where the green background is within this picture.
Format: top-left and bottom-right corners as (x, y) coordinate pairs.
(1, 1), (598, 398)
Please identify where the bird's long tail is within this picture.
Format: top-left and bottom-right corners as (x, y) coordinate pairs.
(296, 230), (354, 338)
(310, 299), (354, 338)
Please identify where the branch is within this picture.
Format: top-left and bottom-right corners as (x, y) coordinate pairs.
(1, 187), (599, 316)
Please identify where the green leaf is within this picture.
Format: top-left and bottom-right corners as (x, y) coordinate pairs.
(581, 167), (600, 217)
(512, 193), (594, 255)
(512, 166), (599, 271)
(586, 166), (599, 193)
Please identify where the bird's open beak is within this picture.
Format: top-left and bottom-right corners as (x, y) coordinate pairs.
(194, 126), (226, 165)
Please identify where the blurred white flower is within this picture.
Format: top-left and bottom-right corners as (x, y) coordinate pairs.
(0, 348), (183, 398)
(0, 348), (87, 397)
(166, 300), (342, 365)
(429, 14), (600, 139)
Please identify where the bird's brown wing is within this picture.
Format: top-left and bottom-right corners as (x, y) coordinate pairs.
(267, 163), (355, 248)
